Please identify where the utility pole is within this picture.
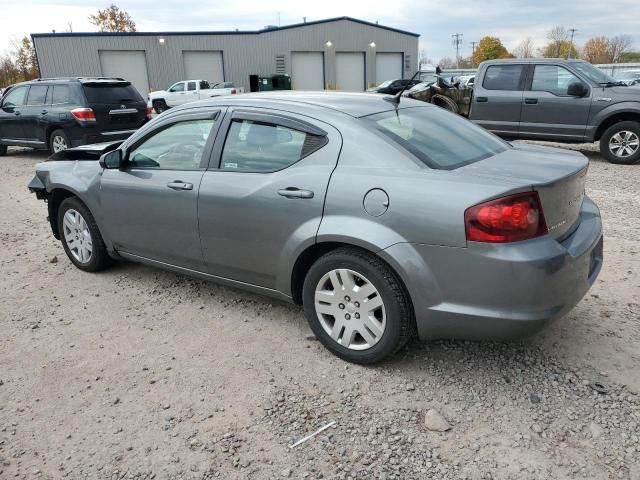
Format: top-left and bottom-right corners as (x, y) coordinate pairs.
(452, 33), (463, 69)
(470, 41), (477, 66)
(567, 28), (577, 59)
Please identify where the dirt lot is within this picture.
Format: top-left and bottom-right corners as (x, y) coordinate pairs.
(0, 144), (639, 480)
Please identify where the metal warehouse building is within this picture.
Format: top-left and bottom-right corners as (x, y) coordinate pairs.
(31, 17), (419, 97)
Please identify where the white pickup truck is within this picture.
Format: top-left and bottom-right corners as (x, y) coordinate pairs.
(148, 80), (244, 113)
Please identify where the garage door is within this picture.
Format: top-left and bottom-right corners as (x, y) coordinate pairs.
(183, 51), (224, 84)
(99, 50), (150, 97)
(376, 53), (403, 85)
(336, 52), (365, 92)
(291, 52), (324, 90)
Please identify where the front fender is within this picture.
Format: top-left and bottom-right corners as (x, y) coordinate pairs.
(588, 102), (640, 140)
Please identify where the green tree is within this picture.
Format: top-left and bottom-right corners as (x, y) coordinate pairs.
(471, 36), (512, 65)
(89, 4), (136, 32)
(540, 40), (578, 59)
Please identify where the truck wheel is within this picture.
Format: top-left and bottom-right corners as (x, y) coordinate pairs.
(0, 145), (7, 156)
(153, 100), (168, 114)
(600, 121), (640, 165)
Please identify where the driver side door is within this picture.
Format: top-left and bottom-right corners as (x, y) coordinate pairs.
(100, 108), (224, 270)
(166, 82), (186, 107)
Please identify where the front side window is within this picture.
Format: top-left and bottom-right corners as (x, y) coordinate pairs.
(531, 65), (582, 96)
(2, 86), (27, 108)
(220, 119), (327, 172)
(366, 106), (509, 170)
(128, 118), (216, 170)
(26, 85), (48, 105)
(169, 83), (184, 93)
(482, 65), (524, 91)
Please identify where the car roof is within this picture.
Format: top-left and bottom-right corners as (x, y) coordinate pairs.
(480, 58), (590, 65)
(180, 91), (428, 118)
(9, 77), (128, 87)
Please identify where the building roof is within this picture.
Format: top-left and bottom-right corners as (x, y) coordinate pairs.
(31, 16), (420, 40)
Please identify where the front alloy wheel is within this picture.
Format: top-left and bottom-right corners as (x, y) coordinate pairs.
(609, 131), (639, 159)
(62, 209), (93, 264)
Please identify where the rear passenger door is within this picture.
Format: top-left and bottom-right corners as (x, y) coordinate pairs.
(519, 64), (591, 141)
(198, 108), (342, 291)
(469, 64), (526, 136)
(21, 84), (49, 143)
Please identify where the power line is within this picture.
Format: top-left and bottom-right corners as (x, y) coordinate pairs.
(452, 33), (463, 69)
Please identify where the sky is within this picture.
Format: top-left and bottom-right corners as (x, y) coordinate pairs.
(2, 0), (639, 62)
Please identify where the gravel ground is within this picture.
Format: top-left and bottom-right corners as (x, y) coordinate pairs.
(0, 143), (639, 480)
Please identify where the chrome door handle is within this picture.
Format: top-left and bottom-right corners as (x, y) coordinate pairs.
(167, 181), (193, 190)
(277, 188), (314, 199)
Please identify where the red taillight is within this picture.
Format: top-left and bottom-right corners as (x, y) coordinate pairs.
(230, 88), (237, 94)
(465, 192), (548, 243)
(70, 107), (96, 122)
(146, 105), (153, 117)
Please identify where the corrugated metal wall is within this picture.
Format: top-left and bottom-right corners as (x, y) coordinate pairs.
(33, 19), (419, 95)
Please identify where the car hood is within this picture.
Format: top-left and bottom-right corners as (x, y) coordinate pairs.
(47, 141), (122, 161)
(602, 85), (640, 100)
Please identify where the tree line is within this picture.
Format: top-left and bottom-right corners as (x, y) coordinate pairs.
(438, 26), (637, 68)
(0, 4), (135, 88)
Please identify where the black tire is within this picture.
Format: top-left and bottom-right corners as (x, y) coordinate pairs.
(57, 197), (112, 272)
(49, 129), (71, 153)
(600, 121), (640, 165)
(0, 144), (7, 156)
(302, 247), (414, 364)
(153, 99), (168, 114)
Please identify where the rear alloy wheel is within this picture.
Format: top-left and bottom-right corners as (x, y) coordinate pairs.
(58, 197), (112, 272)
(153, 100), (168, 114)
(600, 121), (640, 165)
(302, 247), (414, 364)
(50, 129), (70, 153)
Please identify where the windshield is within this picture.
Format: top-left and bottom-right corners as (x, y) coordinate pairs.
(419, 72), (437, 83)
(570, 61), (616, 84)
(365, 106), (509, 170)
(617, 71), (640, 80)
(377, 80), (393, 88)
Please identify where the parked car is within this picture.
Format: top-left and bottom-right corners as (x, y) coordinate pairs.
(614, 70), (640, 86)
(28, 93), (603, 364)
(367, 79), (421, 95)
(0, 77), (148, 156)
(407, 59), (640, 165)
(148, 80), (244, 113)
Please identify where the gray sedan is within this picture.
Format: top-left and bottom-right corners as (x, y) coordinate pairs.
(29, 93), (603, 363)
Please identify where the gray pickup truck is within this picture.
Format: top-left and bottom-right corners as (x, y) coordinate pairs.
(409, 59), (640, 164)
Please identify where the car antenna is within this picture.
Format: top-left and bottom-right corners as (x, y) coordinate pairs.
(383, 68), (422, 107)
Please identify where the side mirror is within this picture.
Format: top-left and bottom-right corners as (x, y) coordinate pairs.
(99, 149), (123, 169)
(567, 81), (588, 97)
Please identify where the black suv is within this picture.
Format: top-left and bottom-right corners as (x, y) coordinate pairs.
(0, 77), (148, 156)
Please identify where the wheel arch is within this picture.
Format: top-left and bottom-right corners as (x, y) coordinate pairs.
(47, 187), (79, 239)
(45, 126), (66, 149)
(593, 110), (640, 142)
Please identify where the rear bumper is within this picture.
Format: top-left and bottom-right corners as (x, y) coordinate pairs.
(71, 128), (139, 147)
(381, 196), (603, 340)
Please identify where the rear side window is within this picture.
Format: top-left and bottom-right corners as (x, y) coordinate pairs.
(187, 81), (196, 91)
(220, 119), (327, 172)
(482, 65), (524, 91)
(26, 85), (48, 105)
(51, 85), (70, 104)
(365, 106), (509, 170)
(82, 83), (143, 104)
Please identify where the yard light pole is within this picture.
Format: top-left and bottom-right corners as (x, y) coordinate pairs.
(470, 41), (477, 66)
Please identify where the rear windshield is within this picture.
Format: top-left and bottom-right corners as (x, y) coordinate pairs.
(365, 106), (509, 170)
(82, 82), (143, 104)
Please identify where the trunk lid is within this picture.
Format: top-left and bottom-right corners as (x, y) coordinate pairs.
(81, 81), (147, 130)
(458, 142), (588, 240)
